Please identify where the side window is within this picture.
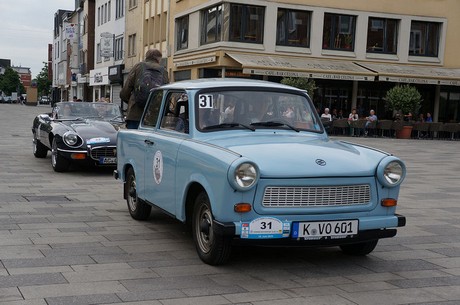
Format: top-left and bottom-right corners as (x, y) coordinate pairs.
(160, 91), (189, 133)
(142, 90), (163, 127)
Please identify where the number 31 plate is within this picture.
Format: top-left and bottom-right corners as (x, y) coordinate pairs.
(241, 217), (290, 239)
(292, 220), (358, 239)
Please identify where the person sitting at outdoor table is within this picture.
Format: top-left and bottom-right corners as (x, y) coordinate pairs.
(418, 113), (425, 122)
(364, 109), (377, 136)
(321, 108), (332, 121)
(425, 112), (433, 122)
(348, 108), (359, 136)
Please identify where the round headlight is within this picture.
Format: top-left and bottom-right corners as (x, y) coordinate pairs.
(63, 132), (79, 146)
(235, 163), (257, 188)
(227, 159), (260, 191)
(384, 161), (404, 185)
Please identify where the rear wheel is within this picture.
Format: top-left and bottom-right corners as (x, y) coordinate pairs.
(125, 167), (151, 220)
(192, 192), (232, 265)
(33, 132), (48, 158)
(340, 240), (378, 256)
(51, 138), (70, 172)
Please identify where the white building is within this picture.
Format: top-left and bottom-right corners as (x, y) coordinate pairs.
(90, 0), (125, 103)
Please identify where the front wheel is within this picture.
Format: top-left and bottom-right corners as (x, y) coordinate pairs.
(192, 192), (232, 265)
(340, 240), (378, 256)
(33, 132), (48, 158)
(125, 167), (151, 220)
(51, 138), (70, 172)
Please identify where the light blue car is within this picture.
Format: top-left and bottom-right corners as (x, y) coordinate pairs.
(114, 78), (406, 265)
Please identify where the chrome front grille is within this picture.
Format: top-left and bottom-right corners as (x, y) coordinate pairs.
(89, 146), (116, 160)
(262, 185), (371, 207)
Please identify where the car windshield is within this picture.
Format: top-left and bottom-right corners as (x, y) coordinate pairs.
(55, 102), (122, 121)
(196, 90), (321, 132)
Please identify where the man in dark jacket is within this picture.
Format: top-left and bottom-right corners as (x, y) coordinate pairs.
(120, 49), (169, 129)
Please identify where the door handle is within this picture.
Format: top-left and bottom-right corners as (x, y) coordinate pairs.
(144, 139), (154, 145)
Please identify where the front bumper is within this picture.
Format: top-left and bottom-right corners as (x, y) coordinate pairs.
(213, 214), (406, 245)
(57, 145), (117, 165)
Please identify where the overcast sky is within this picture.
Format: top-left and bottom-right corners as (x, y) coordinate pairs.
(0, 0), (75, 78)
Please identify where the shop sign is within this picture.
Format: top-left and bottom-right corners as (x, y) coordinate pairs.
(244, 68), (374, 81)
(175, 56), (216, 67)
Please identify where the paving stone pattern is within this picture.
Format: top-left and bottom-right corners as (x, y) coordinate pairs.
(0, 103), (459, 304)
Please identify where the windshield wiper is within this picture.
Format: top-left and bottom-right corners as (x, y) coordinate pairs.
(53, 117), (85, 122)
(202, 122), (255, 131)
(250, 121), (300, 132)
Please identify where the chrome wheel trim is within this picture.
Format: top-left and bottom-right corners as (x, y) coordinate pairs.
(195, 204), (214, 254)
(127, 178), (137, 212)
(51, 140), (58, 168)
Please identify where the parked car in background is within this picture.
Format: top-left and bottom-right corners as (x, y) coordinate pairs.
(38, 96), (51, 105)
(32, 102), (124, 172)
(0, 96), (13, 103)
(115, 78), (406, 265)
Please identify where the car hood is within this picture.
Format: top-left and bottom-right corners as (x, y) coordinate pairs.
(204, 133), (389, 178)
(65, 120), (119, 143)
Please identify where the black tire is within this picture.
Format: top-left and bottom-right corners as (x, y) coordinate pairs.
(33, 132), (48, 158)
(192, 192), (232, 265)
(125, 167), (151, 220)
(340, 240), (378, 256)
(51, 138), (70, 172)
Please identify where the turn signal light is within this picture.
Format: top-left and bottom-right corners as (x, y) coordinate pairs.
(234, 203), (252, 213)
(71, 153), (87, 160)
(381, 198), (397, 207)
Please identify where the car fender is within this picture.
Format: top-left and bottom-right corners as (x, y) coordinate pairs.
(174, 140), (242, 222)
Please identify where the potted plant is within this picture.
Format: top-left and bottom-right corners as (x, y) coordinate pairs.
(281, 77), (316, 99)
(344, 34), (353, 50)
(385, 85), (422, 139)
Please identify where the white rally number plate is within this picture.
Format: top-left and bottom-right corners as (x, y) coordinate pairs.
(292, 220), (358, 239)
(241, 217), (290, 239)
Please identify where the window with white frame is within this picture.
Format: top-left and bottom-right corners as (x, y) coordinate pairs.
(201, 4), (222, 45)
(323, 13), (357, 51)
(229, 4), (265, 43)
(96, 43), (102, 63)
(176, 15), (189, 50)
(276, 8), (311, 47)
(409, 21), (440, 57)
(116, 0), (124, 19)
(115, 36), (124, 61)
(108, 1), (111, 22)
(128, 34), (136, 56)
(128, 0), (137, 9)
(366, 17), (398, 54)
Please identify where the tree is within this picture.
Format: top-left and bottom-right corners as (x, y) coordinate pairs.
(35, 62), (52, 97)
(385, 85), (422, 116)
(280, 77), (316, 99)
(0, 67), (23, 95)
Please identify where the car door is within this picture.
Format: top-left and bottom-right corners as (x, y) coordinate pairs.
(142, 90), (188, 215)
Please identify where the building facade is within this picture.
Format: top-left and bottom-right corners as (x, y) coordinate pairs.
(52, 9), (73, 103)
(90, 0), (125, 103)
(52, 0), (460, 122)
(167, 0), (460, 123)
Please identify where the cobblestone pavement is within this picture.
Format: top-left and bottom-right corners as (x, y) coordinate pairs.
(0, 103), (459, 305)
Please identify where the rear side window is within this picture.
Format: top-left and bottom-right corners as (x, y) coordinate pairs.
(159, 91), (188, 133)
(142, 90), (163, 127)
